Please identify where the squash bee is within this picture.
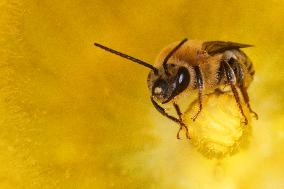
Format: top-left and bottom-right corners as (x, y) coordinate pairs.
(94, 39), (258, 139)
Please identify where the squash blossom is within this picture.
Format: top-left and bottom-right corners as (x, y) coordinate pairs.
(0, 0), (283, 188)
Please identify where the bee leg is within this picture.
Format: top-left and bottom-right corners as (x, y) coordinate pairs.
(240, 86), (258, 119)
(191, 88), (203, 121)
(151, 97), (187, 139)
(151, 97), (180, 123)
(192, 66), (203, 121)
(173, 102), (190, 139)
(228, 57), (258, 119)
(223, 60), (248, 125)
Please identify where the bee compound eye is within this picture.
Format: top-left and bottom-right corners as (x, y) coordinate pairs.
(178, 67), (190, 84)
(172, 67), (190, 94)
(178, 72), (185, 84)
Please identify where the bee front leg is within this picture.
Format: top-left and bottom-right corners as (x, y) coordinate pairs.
(151, 97), (189, 139)
(192, 66), (204, 121)
(222, 60), (248, 125)
(173, 102), (190, 139)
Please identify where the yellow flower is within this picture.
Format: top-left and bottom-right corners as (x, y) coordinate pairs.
(0, 0), (283, 188)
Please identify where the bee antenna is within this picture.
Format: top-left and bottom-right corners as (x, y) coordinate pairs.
(162, 38), (188, 75)
(94, 42), (159, 74)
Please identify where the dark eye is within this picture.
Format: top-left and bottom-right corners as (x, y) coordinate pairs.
(173, 67), (190, 93)
(152, 79), (168, 96)
(178, 70), (186, 84)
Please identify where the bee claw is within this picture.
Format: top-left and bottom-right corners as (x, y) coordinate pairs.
(185, 131), (191, 140)
(242, 118), (248, 125)
(176, 125), (182, 140)
(251, 111), (258, 120)
(191, 115), (198, 122)
(191, 110), (201, 122)
(176, 121), (191, 140)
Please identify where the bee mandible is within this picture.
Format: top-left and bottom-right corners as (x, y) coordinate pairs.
(94, 39), (258, 139)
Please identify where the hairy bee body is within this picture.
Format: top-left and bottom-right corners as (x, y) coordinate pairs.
(150, 40), (255, 98)
(95, 38), (258, 140)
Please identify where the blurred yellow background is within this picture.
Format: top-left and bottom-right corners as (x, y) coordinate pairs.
(0, 0), (284, 188)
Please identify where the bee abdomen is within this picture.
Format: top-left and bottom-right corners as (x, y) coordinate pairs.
(215, 53), (254, 88)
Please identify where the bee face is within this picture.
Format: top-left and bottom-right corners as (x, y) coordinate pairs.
(148, 64), (190, 104)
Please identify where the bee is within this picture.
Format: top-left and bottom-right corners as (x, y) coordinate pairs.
(94, 38), (258, 139)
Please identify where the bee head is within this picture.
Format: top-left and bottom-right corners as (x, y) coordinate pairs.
(94, 38), (189, 104)
(147, 64), (190, 103)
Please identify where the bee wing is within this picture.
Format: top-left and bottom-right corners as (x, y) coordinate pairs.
(202, 41), (253, 55)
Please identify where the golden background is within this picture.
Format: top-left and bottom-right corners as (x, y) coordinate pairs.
(0, 0), (284, 188)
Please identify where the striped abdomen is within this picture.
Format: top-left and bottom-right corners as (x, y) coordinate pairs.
(216, 50), (255, 88)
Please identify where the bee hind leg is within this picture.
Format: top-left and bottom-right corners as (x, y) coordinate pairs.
(228, 56), (258, 119)
(222, 60), (248, 125)
(240, 86), (258, 119)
